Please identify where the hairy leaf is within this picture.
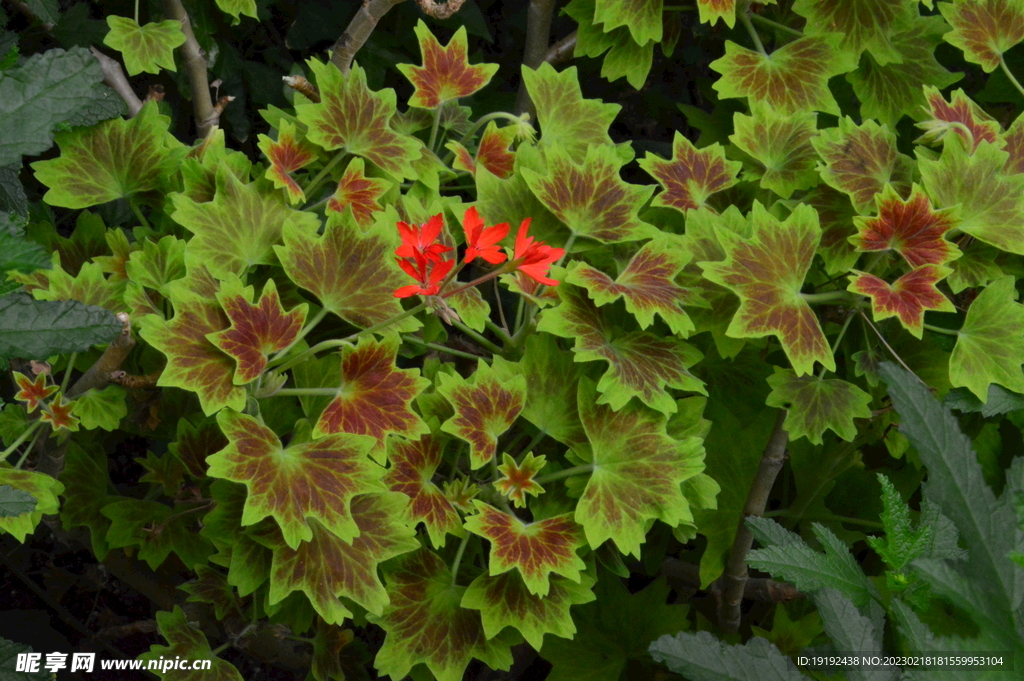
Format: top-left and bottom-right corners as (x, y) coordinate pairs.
(650, 630), (804, 681)
(0, 292), (122, 361)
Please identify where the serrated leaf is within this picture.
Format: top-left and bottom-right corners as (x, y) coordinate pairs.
(0, 291), (122, 360)
(852, 265), (956, 339)
(939, 0), (1024, 72)
(22, 253), (126, 313)
(949, 275), (1024, 400)
(813, 589), (895, 681)
(257, 120), (318, 204)
(564, 0), (655, 90)
(368, 549), (519, 681)
(731, 106), (818, 199)
(495, 452), (546, 508)
(138, 606), (242, 681)
(57, 442), (112, 558)
(649, 630), (804, 681)
(850, 184), (960, 267)
(947, 241), (1002, 294)
(793, 0), (915, 66)
(0, 231), (50, 274)
(592, 0), (663, 44)
(13, 371), (56, 413)
(638, 131), (741, 213)
(26, 211), (106, 277)
(766, 367), (873, 444)
(0, 469), (62, 541)
(103, 17), (185, 76)
(868, 473), (931, 571)
(696, 0), (737, 27)
(944, 384), (1024, 416)
(207, 409), (385, 549)
(180, 129), (254, 203)
(215, 0), (257, 24)
(699, 202), (834, 376)
(397, 21), (498, 108)
(475, 156), (565, 246)
(807, 185), (861, 275)
(32, 102), (187, 208)
(124, 234), (186, 297)
(384, 434), (462, 548)
(918, 86), (1001, 153)
(102, 497), (213, 570)
(297, 60), (420, 180)
(71, 384), (127, 430)
(0, 485), (35, 518)
(326, 157), (390, 226)
(179, 564), (238, 620)
(711, 35), (858, 115)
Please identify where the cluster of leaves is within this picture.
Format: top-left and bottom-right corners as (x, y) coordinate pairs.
(0, 0), (1023, 679)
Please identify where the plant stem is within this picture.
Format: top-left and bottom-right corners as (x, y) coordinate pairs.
(514, 0), (557, 117)
(750, 13), (803, 37)
(859, 311), (923, 382)
(273, 387), (339, 397)
(518, 429), (547, 457)
(129, 197), (150, 230)
(763, 509), (883, 530)
(484, 317), (512, 347)
(534, 464), (593, 485)
(60, 353), (77, 394)
(739, 9), (767, 56)
(330, 0), (407, 75)
(1001, 57), (1024, 100)
(450, 319), (504, 356)
(134, 0), (139, 24)
(492, 278), (510, 336)
(2, 419), (42, 464)
(162, 0), (215, 137)
(270, 308), (328, 363)
(303, 151), (348, 206)
(400, 334), (484, 361)
(428, 103), (443, 153)
(442, 267), (509, 299)
(923, 322), (959, 336)
(450, 533), (470, 586)
(14, 427), (44, 470)
(801, 290), (855, 304)
(819, 312), (855, 378)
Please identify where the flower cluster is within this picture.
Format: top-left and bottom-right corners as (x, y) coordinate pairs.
(393, 207), (563, 298)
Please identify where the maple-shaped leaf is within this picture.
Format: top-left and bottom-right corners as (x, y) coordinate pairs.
(848, 16), (964, 128)
(566, 0), (655, 90)
(397, 21), (498, 108)
(699, 202), (834, 376)
(24, 211), (106, 277)
(793, 0), (915, 65)
(538, 283), (706, 414)
(436, 360), (526, 469)
(917, 87), (1001, 153)
(41, 392), (79, 432)
(731, 106), (818, 199)
(939, 0), (1024, 72)
(850, 184), (961, 269)
(170, 166), (320, 279)
(59, 442), (113, 560)
(138, 607), (242, 681)
(180, 129), (254, 203)
(765, 367), (873, 444)
(257, 492), (419, 623)
(124, 234), (186, 297)
(179, 564), (238, 620)
(0, 468), (62, 542)
(384, 434), (463, 548)
(521, 63), (620, 162)
(573, 377), (706, 557)
(138, 450), (186, 498)
(948, 241), (1003, 293)
(812, 117), (914, 214)
(207, 276), (308, 385)
(637, 131), (741, 213)
(565, 237), (697, 336)
(257, 120), (319, 204)
(592, 0), (663, 44)
(313, 334), (430, 457)
(296, 59), (420, 180)
(71, 384), (128, 431)
(462, 571), (596, 650)
(696, 0), (737, 27)
(710, 35), (858, 116)
(276, 209), (421, 332)
(1002, 113), (1024, 174)
(326, 157), (390, 227)
(495, 452), (546, 508)
(368, 549), (519, 681)
(949, 275), (1024, 400)
(169, 416), (226, 479)
(215, 0), (257, 24)
(521, 143), (653, 243)
(805, 185), (861, 275)
(919, 137), (1024, 255)
(27, 255), (126, 313)
(13, 371), (56, 412)
(102, 498), (214, 570)
(137, 287), (245, 416)
(103, 17), (185, 76)
(465, 502), (586, 596)
(448, 122), (518, 179)
(32, 102), (187, 209)
(207, 409), (385, 549)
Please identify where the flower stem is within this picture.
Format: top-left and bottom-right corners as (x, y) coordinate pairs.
(484, 317), (513, 346)
(450, 319), (504, 356)
(518, 429), (547, 457)
(739, 8), (767, 56)
(534, 464), (593, 485)
(445, 111), (527, 160)
(428, 103), (443, 153)
(303, 151), (348, 207)
(400, 334), (485, 361)
(750, 13), (803, 38)
(923, 322), (959, 336)
(1001, 57), (1024, 100)
(450, 533), (470, 586)
(2, 419), (43, 465)
(442, 267), (510, 299)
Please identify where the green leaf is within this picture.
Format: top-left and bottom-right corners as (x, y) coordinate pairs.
(0, 468), (63, 542)
(0, 231), (50, 274)
(71, 384), (127, 431)
(939, 0), (1024, 72)
(766, 368), (873, 444)
(793, 0), (916, 66)
(124, 234), (186, 297)
(139, 606), (243, 681)
(649, 630), (805, 681)
(592, 0), (663, 45)
(564, 0), (655, 90)
(949, 275), (1024, 400)
(0, 485), (35, 517)
(179, 564), (237, 620)
(0, 292), (122, 360)
(812, 589), (891, 681)
(56, 443), (112, 561)
(102, 498), (214, 570)
(103, 17), (185, 76)
(944, 384), (1024, 416)
(32, 101), (187, 209)
(215, 0), (257, 24)
(868, 473), (931, 572)
(0, 637), (52, 681)
(0, 46), (105, 167)
(731, 106), (818, 199)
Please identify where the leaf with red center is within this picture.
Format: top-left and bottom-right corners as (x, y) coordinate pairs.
(313, 334), (431, 458)
(257, 120), (319, 204)
(276, 209), (421, 332)
(495, 453), (546, 508)
(465, 502), (586, 597)
(917, 87), (1001, 152)
(384, 434), (463, 548)
(207, 276), (308, 385)
(699, 202), (833, 376)
(805, 185), (861, 275)
(638, 131), (742, 213)
(793, 0), (916, 65)
(573, 377), (707, 557)
(710, 35), (858, 115)
(949, 275), (1024, 400)
(474, 122), (518, 179)
(847, 16), (963, 128)
(521, 63), (620, 162)
(447, 140), (477, 174)
(326, 158), (390, 227)
(41, 392), (79, 432)
(1003, 114), (1024, 174)
(367, 549), (519, 681)
(812, 117), (914, 214)
(14, 371), (57, 412)
(436, 361), (526, 469)
(296, 59), (421, 180)
(0, 468), (63, 542)
(730, 106), (818, 199)
(463, 571), (595, 650)
(137, 287), (245, 415)
(765, 367), (873, 445)
(849, 265), (955, 338)
(32, 102), (187, 209)
(697, 0), (736, 27)
(254, 492), (419, 624)
(397, 21), (498, 109)
(207, 409), (385, 549)
(565, 237), (697, 336)
(139, 607), (243, 681)
(919, 136), (1024, 254)
(850, 184), (961, 267)
(939, 0), (1024, 72)
(538, 282), (706, 414)
(520, 143), (654, 243)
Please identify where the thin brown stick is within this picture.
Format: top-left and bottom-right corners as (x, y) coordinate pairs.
(89, 47), (144, 117)
(544, 30), (577, 66)
(161, 0), (215, 138)
(330, 0), (407, 75)
(283, 75), (320, 103)
(716, 409), (789, 633)
(66, 313), (134, 400)
(514, 0), (557, 117)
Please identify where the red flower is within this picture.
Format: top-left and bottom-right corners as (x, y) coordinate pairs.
(511, 218), (564, 286)
(396, 213), (452, 263)
(394, 254), (455, 298)
(462, 206), (508, 264)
